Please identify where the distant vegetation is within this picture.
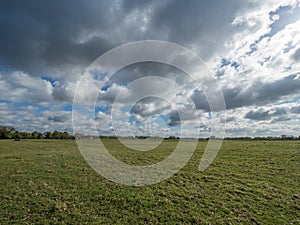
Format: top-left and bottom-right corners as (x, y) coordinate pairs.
(0, 126), (74, 140)
(0, 126), (299, 140)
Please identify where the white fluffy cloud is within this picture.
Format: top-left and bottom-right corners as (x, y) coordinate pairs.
(0, 71), (53, 103)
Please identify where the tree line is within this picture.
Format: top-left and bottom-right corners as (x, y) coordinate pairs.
(1, 126), (299, 140)
(0, 126), (74, 140)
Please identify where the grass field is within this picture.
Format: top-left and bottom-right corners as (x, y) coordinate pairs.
(0, 139), (299, 224)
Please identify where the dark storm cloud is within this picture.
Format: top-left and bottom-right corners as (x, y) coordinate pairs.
(0, 0), (122, 75)
(168, 111), (181, 127)
(191, 89), (210, 111)
(110, 62), (188, 86)
(189, 74), (300, 113)
(0, 0), (255, 76)
(121, 0), (154, 11)
(192, 74), (300, 111)
(48, 115), (69, 123)
(150, 0), (249, 58)
(225, 74), (300, 109)
(291, 105), (300, 114)
(244, 107), (287, 121)
(245, 110), (271, 121)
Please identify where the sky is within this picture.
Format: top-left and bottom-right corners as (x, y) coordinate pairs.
(0, 0), (300, 137)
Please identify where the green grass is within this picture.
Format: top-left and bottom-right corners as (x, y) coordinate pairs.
(0, 139), (299, 224)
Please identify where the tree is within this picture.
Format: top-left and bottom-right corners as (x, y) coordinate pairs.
(37, 132), (43, 139)
(61, 131), (70, 139)
(32, 131), (39, 139)
(14, 131), (21, 139)
(0, 126), (8, 139)
(44, 131), (53, 139)
(20, 132), (31, 139)
(0, 126), (16, 139)
(52, 130), (60, 139)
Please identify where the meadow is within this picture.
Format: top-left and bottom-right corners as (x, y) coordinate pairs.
(0, 139), (299, 224)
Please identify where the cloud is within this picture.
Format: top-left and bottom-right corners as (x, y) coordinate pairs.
(130, 97), (172, 118)
(0, 103), (17, 124)
(1, 0), (300, 136)
(224, 74), (300, 109)
(0, 71), (53, 103)
(245, 109), (271, 121)
(48, 114), (70, 123)
(244, 106), (289, 121)
(292, 47), (300, 61)
(1, 0), (297, 76)
(189, 73), (300, 112)
(291, 105), (300, 114)
(0, 1), (117, 77)
(52, 81), (77, 102)
(99, 83), (131, 104)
